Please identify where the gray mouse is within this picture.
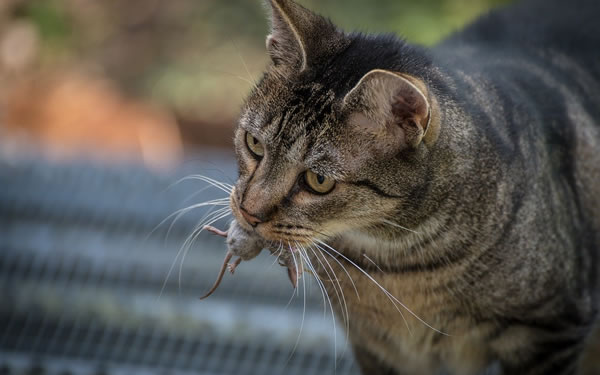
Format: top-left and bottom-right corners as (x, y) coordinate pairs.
(200, 220), (302, 299)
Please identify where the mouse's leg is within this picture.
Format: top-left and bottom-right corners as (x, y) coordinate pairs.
(227, 257), (243, 274)
(204, 225), (227, 237)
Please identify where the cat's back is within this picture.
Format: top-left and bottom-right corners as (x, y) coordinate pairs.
(434, 0), (600, 96)
(432, 0), (600, 291)
(434, 0), (600, 173)
(438, 0), (600, 67)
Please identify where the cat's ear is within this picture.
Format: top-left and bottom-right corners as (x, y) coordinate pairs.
(265, 0), (345, 72)
(343, 69), (438, 149)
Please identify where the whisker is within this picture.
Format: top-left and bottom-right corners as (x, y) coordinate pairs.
(363, 254), (385, 274)
(158, 205), (230, 298)
(146, 198), (230, 243)
(269, 241), (285, 268)
(300, 245), (329, 317)
(285, 245), (309, 366)
(165, 199), (230, 242)
(381, 218), (421, 235)
(178, 208), (232, 291)
(316, 240), (412, 335)
(289, 244), (301, 297)
(315, 239), (449, 336)
(225, 38), (271, 103)
(168, 174), (233, 191)
(230, 39), (263, 96)
(308, 243), (351, 355)
(298, 244), (338, 367)
(309, 243), (354, 366)
(308, 245), (348, 325)
(175, 207), (230, 288)
(313, 242), (360, 300)
(181, 185), (222, 205)
(175, 175), (233, 195)
(283, 243), (300, 310)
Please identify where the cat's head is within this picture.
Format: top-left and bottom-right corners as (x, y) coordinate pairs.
(231, 0), (442, 246)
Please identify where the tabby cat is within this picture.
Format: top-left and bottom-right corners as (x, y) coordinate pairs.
(224, 0), (600, 373)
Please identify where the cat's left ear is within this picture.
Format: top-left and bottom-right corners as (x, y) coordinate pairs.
(343, 69), (439, 148)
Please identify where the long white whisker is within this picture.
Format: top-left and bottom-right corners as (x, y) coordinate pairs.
(231, 39), (257, 89)
(158, 204), (229, 299)
(313, 241), (360, 300)
(363, 254), (385, 274)
(310, 244), (352, 363)
(301, 245), (329, 317)
(178, 209), (232, 291)
(269, 241), (285, 268)
(285, 245), (309, 366)
(168, 174), (233, 191)
(228, 39), (268, 102)
(309, 244), (351, 363)
(316, 239), (449, 336)
(283, 243), (299, 310)
(381, 219), (421, 235)
(146, 198), (229, 243)
(308, 245), (349, 328)
(315, 241), (412, 336)
(165, 200), (230, 242)
(181, 185), (224, 205)
(289, 244), (301, 297)
(173, 175), (233, 195)
(162, 205), (231, 298)
(299, 244), (338, 367)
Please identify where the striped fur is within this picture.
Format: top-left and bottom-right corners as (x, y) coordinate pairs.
(230, 0), (600, 374)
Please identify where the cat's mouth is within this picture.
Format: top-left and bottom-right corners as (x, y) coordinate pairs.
(229, 188), (316, 246)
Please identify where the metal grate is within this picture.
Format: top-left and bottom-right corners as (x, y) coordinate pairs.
(0, 154), (359, 375)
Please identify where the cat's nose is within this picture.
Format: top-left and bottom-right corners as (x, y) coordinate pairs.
(239, 206), (263, 227)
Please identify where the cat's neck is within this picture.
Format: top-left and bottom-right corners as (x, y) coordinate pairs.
(333, 210), (466, 272)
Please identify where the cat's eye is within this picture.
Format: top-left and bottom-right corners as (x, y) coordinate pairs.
(245, 132), (264, 158)
(304, 170), (336, 194)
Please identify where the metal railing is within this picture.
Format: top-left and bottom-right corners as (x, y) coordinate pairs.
(0, 154), (359, 375)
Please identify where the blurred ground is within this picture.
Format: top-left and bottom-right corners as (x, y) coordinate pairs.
(0, 0), (510, 165)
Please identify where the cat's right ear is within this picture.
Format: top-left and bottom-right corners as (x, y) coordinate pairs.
(264, 0), (346, 73)
(265, 0), (306, 70)
(343, 69), (439, 149)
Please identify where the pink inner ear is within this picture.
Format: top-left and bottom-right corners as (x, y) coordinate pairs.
(391, 86), (426, 124)
(343, 70), (431, 148)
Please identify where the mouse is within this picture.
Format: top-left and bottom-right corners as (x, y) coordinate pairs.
(199, 219), (302, 299)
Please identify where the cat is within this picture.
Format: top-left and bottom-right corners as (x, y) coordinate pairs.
(223, 0), (600, 374)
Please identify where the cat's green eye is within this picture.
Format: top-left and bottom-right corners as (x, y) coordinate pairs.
(304, 170), (336, 194)
(245, 132), (264, 158)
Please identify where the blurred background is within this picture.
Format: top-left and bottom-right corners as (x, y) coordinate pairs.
(0, 0), (509, 374)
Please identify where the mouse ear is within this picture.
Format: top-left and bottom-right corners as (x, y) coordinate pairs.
(343, 69), (437, 149)
(265, 0), (347, 73)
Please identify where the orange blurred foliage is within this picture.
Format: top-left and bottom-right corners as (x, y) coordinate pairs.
(1, 72), (183, 170)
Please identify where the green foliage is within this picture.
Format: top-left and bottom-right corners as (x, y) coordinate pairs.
(23, 0), (72, 47)
(305, 0), (512, 45)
